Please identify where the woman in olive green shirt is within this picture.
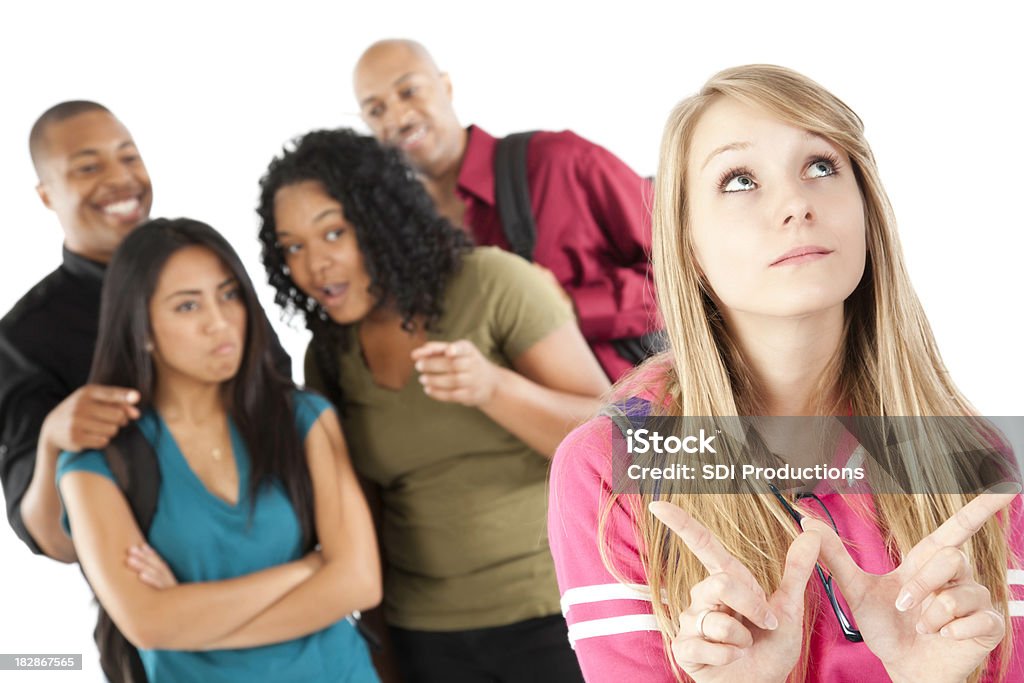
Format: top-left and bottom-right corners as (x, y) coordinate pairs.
(257, 129), (610, 682)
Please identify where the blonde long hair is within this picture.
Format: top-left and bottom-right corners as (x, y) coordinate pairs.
(602, 65), (1015, 682)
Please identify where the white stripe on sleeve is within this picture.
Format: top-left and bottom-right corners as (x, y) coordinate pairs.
(560, 583), (653, 616)
(567, 614), (661, 648)
(1006, 569), (1023, 617)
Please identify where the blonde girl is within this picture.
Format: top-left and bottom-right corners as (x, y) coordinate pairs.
(548, 65), (1022, 683)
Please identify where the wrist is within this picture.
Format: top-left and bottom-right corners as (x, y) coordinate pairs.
(37, 415), (54, 451)
(479, 366), (515, 411)
(40, 414), (66, 454)
(34, 427), (61, 472)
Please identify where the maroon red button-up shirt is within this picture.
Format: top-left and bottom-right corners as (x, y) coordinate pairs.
(456, 125), (659, 381)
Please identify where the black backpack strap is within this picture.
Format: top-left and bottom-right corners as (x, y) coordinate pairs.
(91, 422), (160, 683)
(496, 132), (665, 367)
(610, 330), (668, 366)
(103, 423), (160, 530)
(494, 131), (538, 262)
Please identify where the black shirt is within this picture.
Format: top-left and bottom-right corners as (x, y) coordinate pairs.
(0, 247), (292, 555)
(0, 248), (104, 553)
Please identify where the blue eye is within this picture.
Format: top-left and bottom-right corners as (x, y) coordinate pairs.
(721, 172), (757, 193)
(807, 155), (840, 179)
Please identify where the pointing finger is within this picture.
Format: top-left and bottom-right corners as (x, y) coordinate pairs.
(88, 385), (141, 405)
(415, 356), (456, 375)
(410, 342), (451, 360)
(650, 501), (761, 588)
(922, 492), (1018, 550)
(904, 492), (1019, 573)
(446, 340), (475, 357)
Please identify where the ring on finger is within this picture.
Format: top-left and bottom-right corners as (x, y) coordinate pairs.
(695, 607), (719, 641)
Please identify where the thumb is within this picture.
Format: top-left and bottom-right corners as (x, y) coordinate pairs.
(801, 517), (862, 596)
(411, 342), (450, 360)
(776, 530), (822, 609)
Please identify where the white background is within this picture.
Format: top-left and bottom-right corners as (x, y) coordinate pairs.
(1, 1), (1022, 680)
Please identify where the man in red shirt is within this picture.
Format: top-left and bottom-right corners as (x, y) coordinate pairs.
(353, 39), (659, 381)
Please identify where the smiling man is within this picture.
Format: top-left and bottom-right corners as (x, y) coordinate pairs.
(31, 102), (152, 262)
(353, 39), (661, 381)
(1, 101), (294, 683)
(0, 101), (154, 566)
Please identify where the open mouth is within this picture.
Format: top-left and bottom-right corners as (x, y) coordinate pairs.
(319, 283), (349, 306)
(98, 196), (144, 222)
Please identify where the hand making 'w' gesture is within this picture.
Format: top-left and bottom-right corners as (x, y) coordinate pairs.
(804, 491), (1016, 683)
(649, 501), (822, 683)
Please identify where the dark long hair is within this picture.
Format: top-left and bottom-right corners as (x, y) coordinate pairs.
(92, 217), (314, 545)
(256, 128), (472, 405)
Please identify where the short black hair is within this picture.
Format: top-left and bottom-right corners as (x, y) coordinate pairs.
(29, 100), (112, 175)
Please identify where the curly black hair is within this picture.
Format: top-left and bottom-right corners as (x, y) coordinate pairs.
(256, 128), (473, 405)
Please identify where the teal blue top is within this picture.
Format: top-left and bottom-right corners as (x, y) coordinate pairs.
(56, 390), (378, 683)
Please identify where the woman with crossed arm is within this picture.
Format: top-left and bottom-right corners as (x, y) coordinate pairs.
(57, 218), (381, 682)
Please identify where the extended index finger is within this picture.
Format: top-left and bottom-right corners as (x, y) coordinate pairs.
(649, 501), (759, 585)
(86, 385), (140, 405)
(410, 342), (451, 360)
(919, 491), (1019, 552)
(85, 385), (141, 419)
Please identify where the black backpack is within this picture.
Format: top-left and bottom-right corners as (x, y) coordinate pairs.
(493, 132), (665, 366)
